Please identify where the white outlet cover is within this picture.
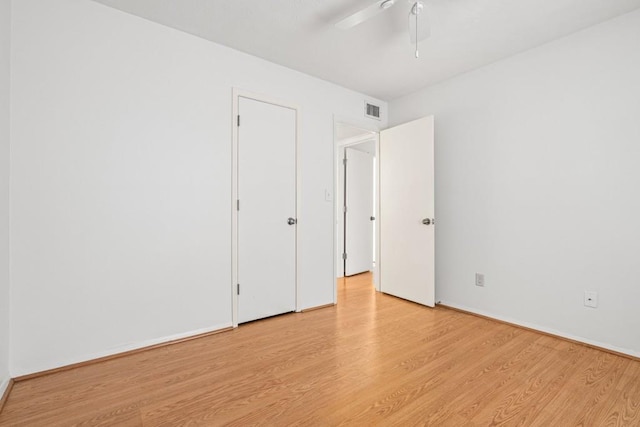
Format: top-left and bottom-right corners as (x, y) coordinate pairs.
(584, 291), (598, 308)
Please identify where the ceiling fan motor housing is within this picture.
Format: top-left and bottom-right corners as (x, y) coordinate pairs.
(412, 2), (424, 15)
(381, 0), (395, 10)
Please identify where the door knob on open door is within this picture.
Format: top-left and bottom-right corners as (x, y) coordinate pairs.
(288, 217), (297, 225)
(422, 218), (433, 225)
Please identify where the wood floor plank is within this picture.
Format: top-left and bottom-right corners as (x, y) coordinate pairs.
(1, 272), (640, 426)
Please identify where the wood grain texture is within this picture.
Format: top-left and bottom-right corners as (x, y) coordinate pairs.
(13, 327), (234, 382)
(440, 303), (640, 363)
(1, 273), (640, 426)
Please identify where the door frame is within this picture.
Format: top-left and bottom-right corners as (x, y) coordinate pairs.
(333, 116), (381, 302)
(232, 88), (301, 327)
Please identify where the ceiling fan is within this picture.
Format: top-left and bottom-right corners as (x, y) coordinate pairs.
(335, 0), (430, 58)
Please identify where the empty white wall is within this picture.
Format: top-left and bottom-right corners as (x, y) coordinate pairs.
(390, 9), (640, 356)
(10, 0), (386, 376)
(0, 0), (11, 395)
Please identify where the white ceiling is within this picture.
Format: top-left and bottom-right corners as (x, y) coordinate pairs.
(91, 0), (640, 101)
(336, 123), (377, 142)
(348, 141), (377, 156)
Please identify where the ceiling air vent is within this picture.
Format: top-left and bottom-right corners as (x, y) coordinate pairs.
(365, 102), (381, 120)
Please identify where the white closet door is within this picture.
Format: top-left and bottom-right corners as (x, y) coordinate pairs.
(237, 97), (296, 323)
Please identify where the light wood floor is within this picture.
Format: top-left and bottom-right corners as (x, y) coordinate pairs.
(2, 273), (640, 426)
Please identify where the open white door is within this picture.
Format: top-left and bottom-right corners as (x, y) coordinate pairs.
(237, 96), (297, 323)
(380, 116), (435, 307)
(344, 147), (374, 276)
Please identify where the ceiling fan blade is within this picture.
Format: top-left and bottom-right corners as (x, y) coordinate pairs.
(335, 1), (391, 30)
(408, 3), (430, 43)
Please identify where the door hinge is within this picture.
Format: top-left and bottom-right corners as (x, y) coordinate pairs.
(342, 253), (347, 260)
(237, 284), (240, 295)
(237, 115), (240, 126)
(343, 158), (347, 165)
(343, 206), (347, 213)
(237, 199), (240, 211)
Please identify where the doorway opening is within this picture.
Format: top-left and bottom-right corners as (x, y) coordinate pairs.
(334, 121), (380, 297)
(334, 116), (435, 307)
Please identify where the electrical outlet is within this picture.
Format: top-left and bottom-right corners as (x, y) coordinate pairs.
(584, 291), (598, 308)
(475, 273), (485, 287)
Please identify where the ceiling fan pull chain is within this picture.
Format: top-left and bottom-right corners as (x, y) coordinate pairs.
(415, 4), (419, 58)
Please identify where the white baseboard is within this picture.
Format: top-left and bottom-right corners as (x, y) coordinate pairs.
(13, 323), (233, 378)
(439, 301), (640, 359)
(0, 376), (10, 400)
(0, 377), (9, 393)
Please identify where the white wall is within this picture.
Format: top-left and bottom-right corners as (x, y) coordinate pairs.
(0, 0), (11, 395)
(390, 9), (640, 356)
(10, 0), (386, 376)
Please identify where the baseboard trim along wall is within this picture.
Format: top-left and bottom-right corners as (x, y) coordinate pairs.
(0, 379), (14, 414)
(438, 303), (640, 362)
(301, 303), (336, 313)
(14, 325), (234, 381)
